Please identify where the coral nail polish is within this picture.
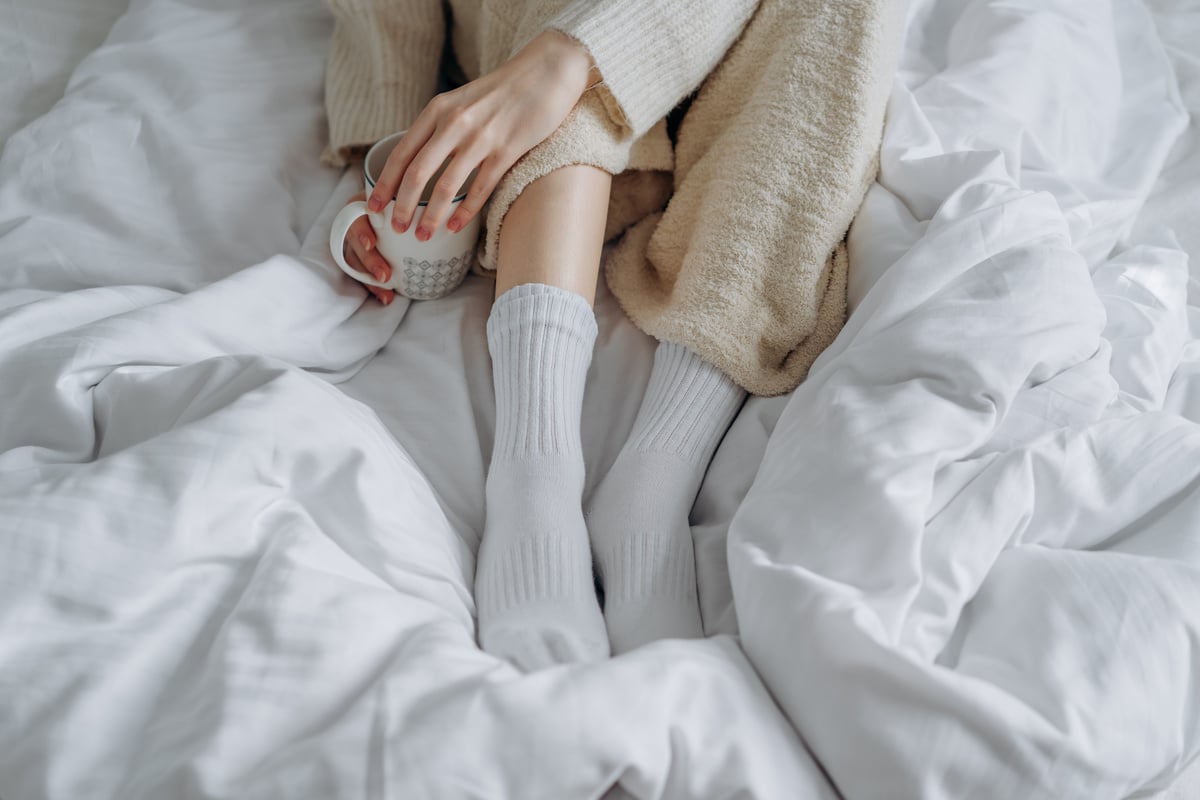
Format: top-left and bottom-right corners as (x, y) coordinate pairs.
(416, 227), (430, 242)
(447, 217), (462, 233)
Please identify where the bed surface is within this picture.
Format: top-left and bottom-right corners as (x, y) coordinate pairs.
(1, 0), (1199, 797)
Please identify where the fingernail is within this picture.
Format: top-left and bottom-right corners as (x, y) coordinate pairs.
(393, 218), (407, 233)
(372, 267), (386, 282)
(381, 294), (392, 306)
(416, 226), (430, 242)
(447, 217), (462, 233)
(367, 196), (382, 212)
(359, 235), (372, 251)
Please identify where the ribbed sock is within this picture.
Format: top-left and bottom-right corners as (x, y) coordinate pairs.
(475, 283), (609, 671)
(587, 341), (745, 653)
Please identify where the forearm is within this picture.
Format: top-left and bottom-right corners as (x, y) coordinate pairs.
(546, 0), (759, 137)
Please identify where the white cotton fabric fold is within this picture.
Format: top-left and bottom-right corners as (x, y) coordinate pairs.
(719, 1), (1200, 797)
(2, 0), (1200, 798)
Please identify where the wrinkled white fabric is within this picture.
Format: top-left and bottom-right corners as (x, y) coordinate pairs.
(2, 0), (1200, 798)
(721, 1), (1200, 798)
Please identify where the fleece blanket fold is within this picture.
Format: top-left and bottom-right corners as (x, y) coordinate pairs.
(490, 0), (904, 395)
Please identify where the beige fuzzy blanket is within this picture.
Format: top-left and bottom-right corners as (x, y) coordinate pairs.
(483, 0), (901, 395)
(325, 0), (903, 395)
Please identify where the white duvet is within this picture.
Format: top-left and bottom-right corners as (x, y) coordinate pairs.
(1, 0), (1198, 798)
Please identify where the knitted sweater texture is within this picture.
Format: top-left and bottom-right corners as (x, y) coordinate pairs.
(323, 0), (903, 395)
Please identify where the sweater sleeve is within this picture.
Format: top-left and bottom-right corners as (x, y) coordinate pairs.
(322, 0), (445, 166)
(545, 0), (758, 139)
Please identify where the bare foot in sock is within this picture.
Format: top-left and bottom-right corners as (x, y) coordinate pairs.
(587, 453), (706, 652)
(474, 283), (609, 671)
(477, 456), (609, 670)
(587, 341), (745, 653)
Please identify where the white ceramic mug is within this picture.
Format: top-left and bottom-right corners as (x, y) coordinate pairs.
(329, 131), (481, 300)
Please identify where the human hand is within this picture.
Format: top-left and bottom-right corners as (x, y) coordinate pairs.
(339, 191), (396, 306)
(366, 30), (595, 242)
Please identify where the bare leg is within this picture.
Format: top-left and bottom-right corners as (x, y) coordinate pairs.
(495, 164), (611, 303)
(474, 165), (612, 671)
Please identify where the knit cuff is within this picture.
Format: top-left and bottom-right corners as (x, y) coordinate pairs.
(322, 1), (445, 167)
(629, 342), (745, 463)
(476, 534), (595, 617)
(546, 0), (757, 138)
(487, 284), (598, 461)
(595, 531), (698, 604)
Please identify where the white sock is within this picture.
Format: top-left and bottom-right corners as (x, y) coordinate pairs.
(587, 341), (745, 653)
(475, 283), (609, 671)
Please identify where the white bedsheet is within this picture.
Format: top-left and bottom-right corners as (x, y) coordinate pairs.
(1, 0), (1198, 798)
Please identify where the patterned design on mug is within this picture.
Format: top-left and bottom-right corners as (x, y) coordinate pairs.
(400, 253), (472, 300)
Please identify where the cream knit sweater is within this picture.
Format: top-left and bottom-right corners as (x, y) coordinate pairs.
(324, 0), (902, 395)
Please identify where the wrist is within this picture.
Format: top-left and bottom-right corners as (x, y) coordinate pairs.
(530, 29), (596, 101)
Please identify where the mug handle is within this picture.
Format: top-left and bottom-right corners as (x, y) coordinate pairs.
(328, 200), (389, 288)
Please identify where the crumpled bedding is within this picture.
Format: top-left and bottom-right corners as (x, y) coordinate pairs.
(1, 0), (1198, 797)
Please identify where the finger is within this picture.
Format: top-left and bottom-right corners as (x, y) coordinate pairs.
(349, 216), (376, 256)
(446, 155), (509, 233)
(344, 244), (373, 281)
(359, 247), (395, 285)
(391, 131), (458, 236)
(417, 147), (484, 238)
(345, 247), (383, 306)
(368, 112), (437, 214)
(346, 250), (392, 306)
(345, 231), (388, 283)
(367, 285), (396, 305)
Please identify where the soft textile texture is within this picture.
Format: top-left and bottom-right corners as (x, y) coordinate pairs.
(603, 0), (903, 395)
(320, 0), (745, 276)
(4, 0), (1200, 797)
(321, 0), (754, 165)
(321, 0), (902, 395)
(588, 341), (745, 652)
(477, 283), (609, 670)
